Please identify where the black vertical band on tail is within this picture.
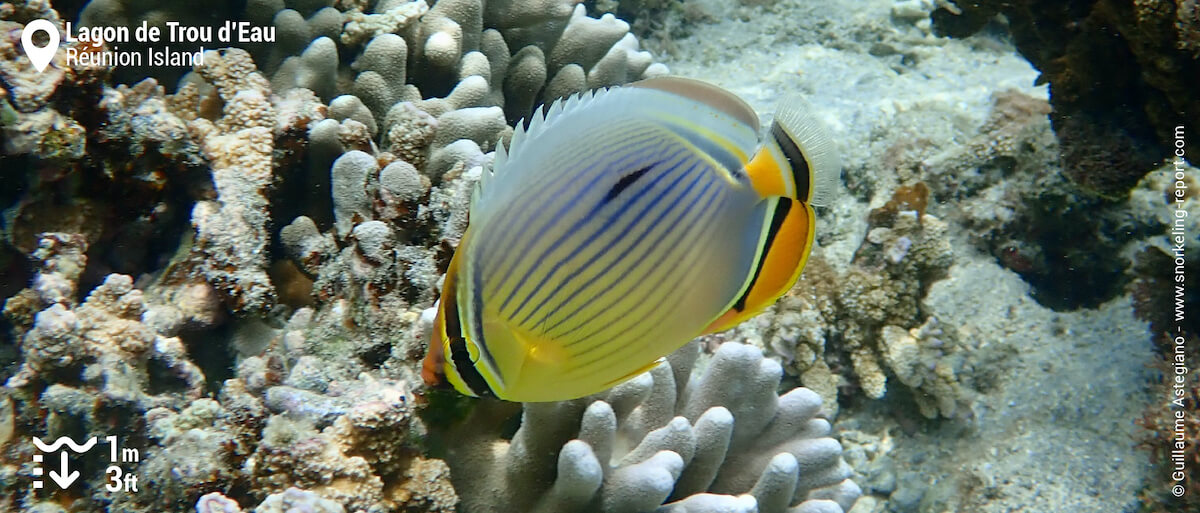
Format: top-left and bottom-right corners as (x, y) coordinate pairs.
(443, 288), (496, 398)
(771, 123), (811, 201)
(732, 198), (793, 312)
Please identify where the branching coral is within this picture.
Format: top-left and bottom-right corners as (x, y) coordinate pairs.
(114, 372), (452, 513)
(258, 0), (673, 379)
(729, 257), (842, 414)
(273, 0), (667, 175)
(0, 14), (215, 294)
(77, 0), (668, 170)
(0, 231), (448, 513)
(3, 0), (672, 330)
(444, 341), (860, 513)
(877, 318), (971, 419)
(837, 201), (974, 418)
(180, 49), (281, 314)
(247, 381), (453, 512)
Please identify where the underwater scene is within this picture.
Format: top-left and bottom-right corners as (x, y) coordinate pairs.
(0, 0), (1198, 512)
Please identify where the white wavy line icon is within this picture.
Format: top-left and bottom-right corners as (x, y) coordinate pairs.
(32, 436), (97, 453)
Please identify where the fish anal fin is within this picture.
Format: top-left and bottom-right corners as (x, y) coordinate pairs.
(705, 199), (815, 334)
(601, 357), (665, 388)
(703, 308), (743, 335)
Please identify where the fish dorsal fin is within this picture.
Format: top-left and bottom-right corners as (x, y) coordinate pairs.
(473, 138), (506, 207)
(630, 76), (760, 131)
(473, 88), (609, 209)
(508, 88), (604, 162)
(741, 94), (841, 205)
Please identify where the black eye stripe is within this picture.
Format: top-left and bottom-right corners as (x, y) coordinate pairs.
(443, 286), (495, 398)
(449, 337), (495, 398)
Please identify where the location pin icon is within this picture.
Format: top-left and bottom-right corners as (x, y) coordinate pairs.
(21, 20), (60, 73)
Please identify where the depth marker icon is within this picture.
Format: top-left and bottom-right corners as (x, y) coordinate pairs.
(31, 436), (96, 491)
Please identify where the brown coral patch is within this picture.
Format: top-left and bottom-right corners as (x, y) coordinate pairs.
(868, 181), (930, 226)
(933, 0), (1199, 199)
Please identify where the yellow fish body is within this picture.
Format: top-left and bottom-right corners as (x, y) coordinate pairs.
(422, 76), (839, 402)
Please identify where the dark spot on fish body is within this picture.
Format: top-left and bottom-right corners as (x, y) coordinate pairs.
(603, 165), (655, 204)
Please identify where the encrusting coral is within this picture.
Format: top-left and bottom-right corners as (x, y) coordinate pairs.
(930, 0), (1199, 199)
(732, 182), (974, 419)
(443, 341), (860, 513)
(3, 234), (205, 405)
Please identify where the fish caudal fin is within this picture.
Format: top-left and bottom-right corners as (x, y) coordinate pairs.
(744, 95), (841, 206)
(709, 97), (836, 334)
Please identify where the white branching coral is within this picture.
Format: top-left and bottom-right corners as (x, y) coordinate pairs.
(445, 341), (860, 513)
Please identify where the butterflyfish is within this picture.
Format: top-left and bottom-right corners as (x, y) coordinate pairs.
(421, 76), (840, 402)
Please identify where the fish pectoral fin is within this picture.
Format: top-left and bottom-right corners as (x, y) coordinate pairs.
(511, 325), (570, 368)
(600, 357), (666, 388)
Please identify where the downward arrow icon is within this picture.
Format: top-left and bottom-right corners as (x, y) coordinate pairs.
(48, 451), (79, 489)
